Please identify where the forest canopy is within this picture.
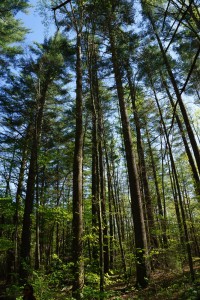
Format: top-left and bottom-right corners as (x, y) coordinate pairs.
(0, 0), (200, 299)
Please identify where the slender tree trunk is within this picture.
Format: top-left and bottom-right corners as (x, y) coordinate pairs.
(145, 126), (168, 248)
(13, 129), (29, 273)
(108, 196), (114, 270)
(34, 167), (40, 270)
(184, 188), (200, 257)
(161, 75), (200, 197)
(152, 83), (195, 281)
(20, 87), (48, 278)
(55, 162), (61, 256)
(20, 136), (37, 278)
(104, 141), (127, 273)
(88, 39), (102, 276)
(126, 63), (158, 249)
(38, 165), (46, 267)
(148, 13), (200, 176)
(105, 152), (114, 270)
(72, 32), (84, 299)
(99, 130), (109, 275)
(108, 26), (149, 287)
(96, 81), (109, 276)
(91, 112), (99, 263)
(113, 169), (127, 274)
(91, 65), (104, 292)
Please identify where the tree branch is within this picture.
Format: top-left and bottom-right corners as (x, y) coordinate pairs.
(52, 0), (71, 11)
(165, 2), (193, 53)
(161, 0), (171, 31)
(180, 46), (200, 94)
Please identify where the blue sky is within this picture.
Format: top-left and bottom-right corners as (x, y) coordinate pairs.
(17, 0), (56, 44)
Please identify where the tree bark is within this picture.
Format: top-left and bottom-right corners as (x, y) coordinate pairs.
(126, 63), (159, 249)
(152, 82), (195, 281)
(13, 127), (29, 273)
(72, 32), (84, 299)
(145, 126), (168, 248)
(108, 25), (150, 288)
(20, 90), (47, 278)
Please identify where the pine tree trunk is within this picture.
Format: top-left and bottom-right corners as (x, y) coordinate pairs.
(161, 75), (200, 197)
(34, 168), (40, 270)
(97, 88), (109, 276)
(184, 189), (200, 257)
(106, 158), (114, 270)
(148, 14), (200, 176)
(126, 63), (159, 249)
(108, 27), (150, 288)
(145, 127), (168, 248)
(72, 33), (84, 299)
(152, 84), (195, 281)
(20, 76), (48, 277)
(113, 173), (127, 274)
(92, 44), (106, 290)
(13, 128), (29, 273)
(20, 136), (38, 278)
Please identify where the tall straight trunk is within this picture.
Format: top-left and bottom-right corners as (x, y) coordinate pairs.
(20, 133), (38, 278)
(91, 39), (109, 275)
(145, 126), (168, 248)
(91, 101), (104, 292)
(126, 63), (158, 248)
(89, 39), (106, 289)
(105, 149), (114, 270)
(108, 191), (114, 270)
(113, 173), (127, 274)
(99, 131), (109, 275)
(13, 128), (29, 273)
(20, 90), (47, 278)
(115, 185), (125, 241)
(92, 136), (104, 294)
(34, 167), (40, 270)
(183, 187), (200, 257)
(55, 162), (61, 256)
(167, 151), (184, 245)
(72, 33), (84, 299)
(91, 111), (99, 263)
(90, 63), (104, 290)
(104, 140), (126, 273)
(161, 75), (200, 196)
(153, 84), (184, 244)
(38, 165), (46, 267)
(98, 189), (104, 295)
(152, 83), (195, 281)
(148, 13), (200, 176)
(168, 153), (195, 280)
(88, 37), (102, 274)
(108, 27), (149, 287)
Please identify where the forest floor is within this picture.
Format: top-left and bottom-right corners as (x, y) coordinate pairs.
(106, 262), (200, 299)
(0, 261), (200, 299)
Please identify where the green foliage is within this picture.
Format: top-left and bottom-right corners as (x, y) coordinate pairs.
(38, 205), (72, 223)
(83, 284), (118, 300)
(0, 197), (16, 249)
(47, 254), (74, 287)
(31, 271), (52, 300)
(0, 0), (200, 299)
(4, 260), (200, 299)
(0, 237), (13, 251)
(0, 0), (29, 76)
(85, 271), (100, 286)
